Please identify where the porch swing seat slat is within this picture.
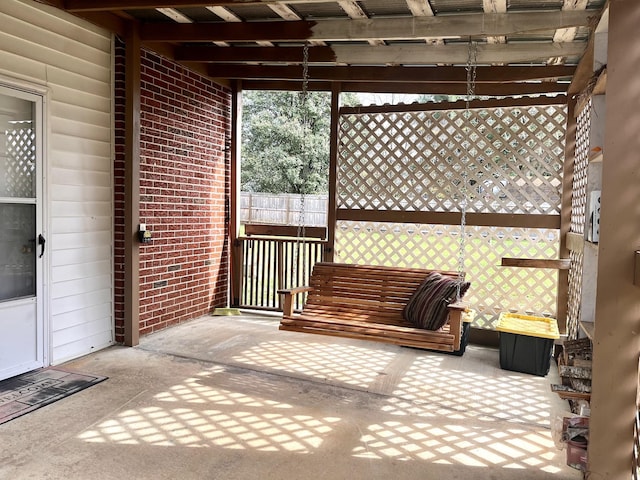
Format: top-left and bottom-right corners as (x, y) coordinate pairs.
(278, 262), (467, 352)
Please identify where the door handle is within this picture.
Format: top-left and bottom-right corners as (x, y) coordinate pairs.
(38, 234), (46, 258)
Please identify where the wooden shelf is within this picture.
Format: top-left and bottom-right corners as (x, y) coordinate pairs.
(579, 320), (595, 340)
(590, 150), (603, 163)
(551, 384), (591, 401)
(501, 257), (571, 269)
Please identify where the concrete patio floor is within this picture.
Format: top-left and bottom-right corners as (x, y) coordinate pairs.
(0, 312), (581, 479)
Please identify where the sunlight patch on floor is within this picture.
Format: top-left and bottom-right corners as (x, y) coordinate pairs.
(352, 421), (562, 474)
(231, 340), (399, 388)
(77, 369), (341, 452)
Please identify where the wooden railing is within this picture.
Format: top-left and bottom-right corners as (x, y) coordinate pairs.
(237, 224), (327, 311)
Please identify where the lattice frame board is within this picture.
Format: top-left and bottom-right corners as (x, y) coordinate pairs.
(566, 99), (591, 340)
(335, 103), (567, 328)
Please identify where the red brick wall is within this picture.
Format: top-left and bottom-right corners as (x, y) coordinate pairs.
(114, 43), (231, 341)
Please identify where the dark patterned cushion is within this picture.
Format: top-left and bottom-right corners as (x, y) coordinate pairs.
(403, 272), (471, 331)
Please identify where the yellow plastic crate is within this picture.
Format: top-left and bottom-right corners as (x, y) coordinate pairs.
(496, 312), (559, 340)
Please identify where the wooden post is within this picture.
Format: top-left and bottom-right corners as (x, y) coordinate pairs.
(124, 23), (141, 347)
(557, 96), (577, 334)
(230, 80), (242, 307)
(326, 82), (341, 262)
(588, 1), (640, 477)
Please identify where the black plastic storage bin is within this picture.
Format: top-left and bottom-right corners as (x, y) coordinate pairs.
(499, 332), (555, 376)
(496, 313), (559, 376)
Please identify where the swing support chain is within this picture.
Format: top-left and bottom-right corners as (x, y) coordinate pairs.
(293, 42), (310, 289)
(457, 39), (477, 300)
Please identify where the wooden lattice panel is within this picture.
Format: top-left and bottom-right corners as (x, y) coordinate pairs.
(338, 105), (566, 215)
(335, 220), (559, 329)
(566, 102), (591, 339)
(3, 127), (36, 198)
(571, 101), (591, 235)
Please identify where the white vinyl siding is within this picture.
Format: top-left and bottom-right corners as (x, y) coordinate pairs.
(0, 0), (114, 363)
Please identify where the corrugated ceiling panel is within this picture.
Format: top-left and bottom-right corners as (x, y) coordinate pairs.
(224, 5), (281, 20)
(293, 2), (349, 19)
(173, 7), (220, 22)
(508, 0), (563, 10)
(429, 0), (483, 14)
(123, 9), (169, 22)
(359, 0), (412, 17)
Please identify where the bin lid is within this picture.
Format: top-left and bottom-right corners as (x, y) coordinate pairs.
(496, 312), (560, 339)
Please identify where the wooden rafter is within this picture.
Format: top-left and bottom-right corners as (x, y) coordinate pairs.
(48, 0), (607, 94)
(139, 11), (593, 43)
(240, 80), (569, 96)
(330, 43), (584, 65)
(336, 0), (385, 46)
(205, 63), (575, 82)
(549, 0), (589, 64)
(404, 0), (442, 46)
(483, 0), (507, 46)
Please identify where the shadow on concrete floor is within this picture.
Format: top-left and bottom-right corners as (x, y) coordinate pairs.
(0, 312), (581, 480)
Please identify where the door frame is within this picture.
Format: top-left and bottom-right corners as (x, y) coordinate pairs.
(0, 75), (49, 376)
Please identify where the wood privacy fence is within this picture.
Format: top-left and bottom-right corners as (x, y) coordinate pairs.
(240, 192), (327, 227)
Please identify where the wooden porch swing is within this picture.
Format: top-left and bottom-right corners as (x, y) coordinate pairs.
(278, 262), (470, 352)
(277, 43), (477, 353)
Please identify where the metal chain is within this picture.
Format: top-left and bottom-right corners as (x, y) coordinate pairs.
(293, 43), (310, 289)
(457, 40), (477, 299)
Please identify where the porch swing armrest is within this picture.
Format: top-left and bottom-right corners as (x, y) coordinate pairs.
(278, 286), (314, 316)
(447, 301), (469, 311)
(447, 307), (465, 351)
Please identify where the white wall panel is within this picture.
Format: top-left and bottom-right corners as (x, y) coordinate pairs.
(51, 246), (112, 268)
(0, 0), (114, 364)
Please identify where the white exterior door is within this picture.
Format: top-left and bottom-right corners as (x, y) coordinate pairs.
(0, 86), (45, 381)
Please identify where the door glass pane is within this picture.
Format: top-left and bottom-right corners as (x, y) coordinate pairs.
(0, 203), (36, 301)
(0, 95), (36, 198)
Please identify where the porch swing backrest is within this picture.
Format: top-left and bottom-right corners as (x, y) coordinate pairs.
(278, 262), (468, 352)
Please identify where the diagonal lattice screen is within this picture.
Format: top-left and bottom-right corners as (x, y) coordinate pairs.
(338, 105), (565, 215)
(3, 126), (36, 198)
(335, 103), (566, 329)
(566, 100), (591, 340)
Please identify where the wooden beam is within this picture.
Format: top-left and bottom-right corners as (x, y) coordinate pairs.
(329, 43), (586, 66)
(337, 210), (561, 229)
(198, 60), (576, 83)
(188, 43), (575, 73)
(124, 22), (141, 347)
(189, 44), (587, 68)
(139, 11), (594, 42)
(241, 80), (569, 96)
(568, 29), (595, 95)
(178, 45), (337, 63)
(340, 94), (567, 114)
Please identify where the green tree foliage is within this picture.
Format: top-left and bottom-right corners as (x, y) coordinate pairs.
(241, 90), (359, 194)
